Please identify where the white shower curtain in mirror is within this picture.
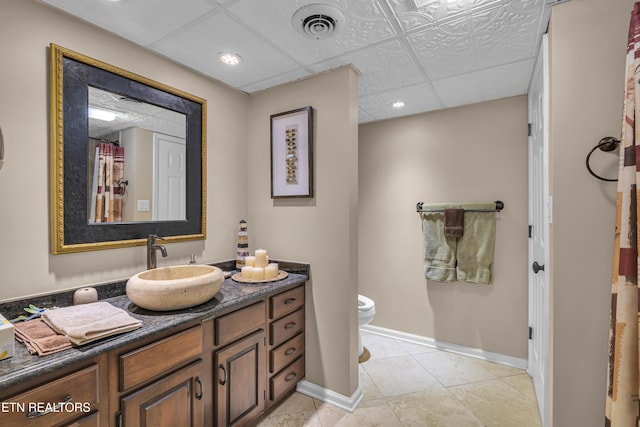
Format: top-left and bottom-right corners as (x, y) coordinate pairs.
(606, 3), (640, 425)
(92, 142), (125, 223)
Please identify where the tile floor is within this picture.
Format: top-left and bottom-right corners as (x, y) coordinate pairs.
(257, 331), (542, 427)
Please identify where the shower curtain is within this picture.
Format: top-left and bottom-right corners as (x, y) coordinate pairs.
(605, 3), (640, 425)
(93, 142), (125, 223)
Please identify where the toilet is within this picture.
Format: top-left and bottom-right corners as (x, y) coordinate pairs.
(357, 294), (376, 358)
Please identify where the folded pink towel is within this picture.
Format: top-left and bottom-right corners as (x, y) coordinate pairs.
(14, 318), (72, 356)
(42, 301), (142, 346)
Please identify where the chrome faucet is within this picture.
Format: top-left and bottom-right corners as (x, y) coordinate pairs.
(147, 234), (168, 269)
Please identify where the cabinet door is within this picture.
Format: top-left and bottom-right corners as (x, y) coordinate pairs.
(121, 360), (204, 427)
(215, 330), (265, 427)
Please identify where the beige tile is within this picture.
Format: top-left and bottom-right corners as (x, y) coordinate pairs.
(501, 374), (538, 402)
(269, 392), (317, 416)
(387, 389), (485, 427)
(363, 355), (442, 397)
(450, 379), (542, 427)
(475, 359), (527, 378)
(413, 351), (497, 387)
(396, 339), (439, 355)
(256, 410), (321, 427)
(361, 332), (409, 360)
(315, 400), (403, 427)
(359, 364), (384, 401)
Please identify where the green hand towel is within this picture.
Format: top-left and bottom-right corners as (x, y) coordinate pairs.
(455, 203), (496, 284)
(421, 209), (457, 282)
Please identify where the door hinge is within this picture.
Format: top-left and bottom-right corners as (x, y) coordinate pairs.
(528, 225), (532, 238)
(264, 336), (267, 346)
(116, 411), (123, 427)
(264, 390), (267, 400)
(528, 123), (532, 136)
(528, 326), (533, 340)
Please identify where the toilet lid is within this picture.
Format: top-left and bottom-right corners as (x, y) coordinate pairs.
(358, 294), (375, 310)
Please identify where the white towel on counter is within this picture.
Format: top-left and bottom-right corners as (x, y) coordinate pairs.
(42, 301), (142, 346)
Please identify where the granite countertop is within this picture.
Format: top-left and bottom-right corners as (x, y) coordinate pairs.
(0, 261), (309, 392)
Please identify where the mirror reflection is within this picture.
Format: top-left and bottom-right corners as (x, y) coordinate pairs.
(87, 87), (187, 223)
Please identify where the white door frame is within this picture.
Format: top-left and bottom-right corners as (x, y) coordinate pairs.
(528, 34), (551, 427)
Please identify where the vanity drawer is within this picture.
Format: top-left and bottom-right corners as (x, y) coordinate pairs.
(270, 332), (304, 374)
(270, 308), (304, 347)
(270, 286), (304, 320)
(215, 301), (265, 347)
(269, 356), (305, 402)
(3, 364), (99, 427)
(119, 325), (202, 392)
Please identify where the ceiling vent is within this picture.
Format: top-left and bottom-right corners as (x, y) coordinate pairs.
(292, 4), (345, 40)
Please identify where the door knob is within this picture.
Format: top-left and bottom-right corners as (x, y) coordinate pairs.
(532, 261), (545, 274)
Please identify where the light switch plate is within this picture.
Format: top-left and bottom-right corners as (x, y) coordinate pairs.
(137, 200), (150, 212)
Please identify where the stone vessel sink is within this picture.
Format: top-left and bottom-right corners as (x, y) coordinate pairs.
(126, 265), (224, 311)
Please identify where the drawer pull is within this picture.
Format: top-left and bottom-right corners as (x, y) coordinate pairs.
(284, 322), (297, 330)
(284, 372), (297, 382)
(28, 395), (72, 419)
(195, 377), (203, 400)
(219, 365), (227, 386)
(284, 347), (297, 356)
(284, 298), (297, 305)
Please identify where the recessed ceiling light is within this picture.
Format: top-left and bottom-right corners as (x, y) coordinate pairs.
(392, 101), (405, 109)
(218, 52), (242, 65)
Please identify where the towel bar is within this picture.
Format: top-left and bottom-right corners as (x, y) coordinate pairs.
(416, 201), (504, 213)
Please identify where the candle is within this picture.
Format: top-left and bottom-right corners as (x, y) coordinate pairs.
(252, 267), (265, 280)
(265, 263), (278, 279)
(255, 249), (268, 268)
(245, 256), (255, 267)
(241, 266), (253, 279)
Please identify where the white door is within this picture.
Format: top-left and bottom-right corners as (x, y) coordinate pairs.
(153, 133), (186, 221)
(528, 34), (550, 426)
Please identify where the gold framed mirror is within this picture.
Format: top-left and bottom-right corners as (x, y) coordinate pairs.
(50, 44), (206, 254)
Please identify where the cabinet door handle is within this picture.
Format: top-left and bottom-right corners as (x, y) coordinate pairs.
(284, 372), (297, 382)
(284, 322), (297, 330)
(284, 347), (297, 356)
(219, 365), (227, 386)
(284, 298), (297, 305)
(195, 377), (203, 400)
(28, 395), (72, 418)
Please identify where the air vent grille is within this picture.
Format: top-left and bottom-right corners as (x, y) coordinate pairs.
(292, 4), (345, 40)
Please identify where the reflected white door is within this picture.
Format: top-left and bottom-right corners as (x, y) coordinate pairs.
(153, 133), (186, 221)
(528, 34), (550, 426)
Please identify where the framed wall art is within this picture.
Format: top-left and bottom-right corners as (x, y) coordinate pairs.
(270, 106), (314, 198)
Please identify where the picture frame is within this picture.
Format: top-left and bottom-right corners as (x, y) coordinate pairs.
(270, 106), (314, 198)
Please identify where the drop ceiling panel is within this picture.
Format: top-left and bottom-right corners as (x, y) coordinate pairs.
(152, 11), (301, 88)
(433, 59), (533, 108)
(40, 0), (217, 46)
(359, 83), (443, 122)
(310, 39), (425, 96)
(226, 0), (397, 66)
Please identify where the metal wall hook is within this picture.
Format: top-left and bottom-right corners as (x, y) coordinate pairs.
(586, 136), (620, 182)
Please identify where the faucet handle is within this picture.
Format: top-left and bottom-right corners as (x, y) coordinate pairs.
(148, 234), (165, 243)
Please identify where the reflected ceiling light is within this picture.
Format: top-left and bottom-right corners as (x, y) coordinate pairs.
(88, 107), (116, 121)
(392, 101), (405, 109)
(218, 52), (242, 65)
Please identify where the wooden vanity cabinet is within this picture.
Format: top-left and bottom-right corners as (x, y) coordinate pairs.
(266, 285), (305, 408)
(213, 301), (266, 427)
(113, 324), (206, 427)
(0, 358), (107, 427)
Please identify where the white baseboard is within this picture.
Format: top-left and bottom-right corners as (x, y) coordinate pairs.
(361, 324), (528, 370)
(296, 380), (363, 413)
